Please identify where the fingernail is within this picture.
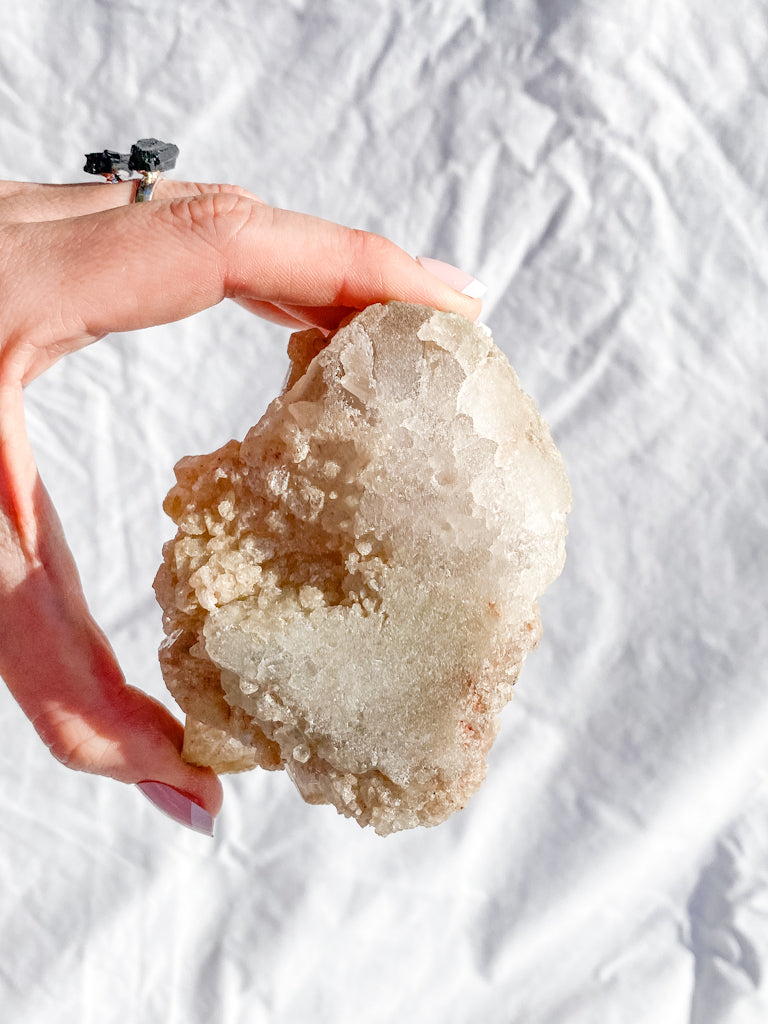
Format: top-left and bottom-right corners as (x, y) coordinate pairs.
(137, 781), (214, 836)
(416, 256), (487, 298)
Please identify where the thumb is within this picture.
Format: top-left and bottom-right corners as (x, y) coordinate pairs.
(0, 388), (222, 831)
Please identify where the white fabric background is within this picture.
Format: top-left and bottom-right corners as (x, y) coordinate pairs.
(1, 2), (767, 1021)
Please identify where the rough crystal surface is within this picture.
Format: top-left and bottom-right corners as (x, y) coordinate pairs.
(154, 302), (572, 835)
(128, 138), (179, 172)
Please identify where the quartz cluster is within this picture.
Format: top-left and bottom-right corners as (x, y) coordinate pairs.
(154, 302), (571, 834)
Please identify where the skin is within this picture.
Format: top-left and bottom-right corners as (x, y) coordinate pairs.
(0, 178), (481, 821)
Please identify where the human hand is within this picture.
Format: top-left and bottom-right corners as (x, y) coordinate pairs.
(0, 177), (482, 833)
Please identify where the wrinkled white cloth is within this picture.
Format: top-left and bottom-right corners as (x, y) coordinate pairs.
(1, 2), (766, 1022)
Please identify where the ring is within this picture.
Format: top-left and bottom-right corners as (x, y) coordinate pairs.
(133, 171), (161, 203)
(83, 138), (179, 200)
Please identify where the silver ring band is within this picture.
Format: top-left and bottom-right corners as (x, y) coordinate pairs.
(134, 171), (161, 203)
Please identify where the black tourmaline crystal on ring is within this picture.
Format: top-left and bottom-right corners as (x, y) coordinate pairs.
(128, 138), (179, 174)
(83, 150), (131, 177)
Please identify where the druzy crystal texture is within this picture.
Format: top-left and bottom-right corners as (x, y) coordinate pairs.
(154, 302), (571, 834)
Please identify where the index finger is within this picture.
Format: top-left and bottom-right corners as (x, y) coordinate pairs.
(4, 193), (481, 378)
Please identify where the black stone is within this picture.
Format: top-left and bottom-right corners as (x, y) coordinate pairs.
(128, 138), (179, 173)
(84, 150), (131, 176)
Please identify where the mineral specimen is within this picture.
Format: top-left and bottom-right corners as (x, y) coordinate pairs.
(128, 138), (179, 173)
(83, 149), (130, 177)
(154, 302), (571, 835)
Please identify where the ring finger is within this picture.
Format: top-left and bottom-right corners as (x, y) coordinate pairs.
(0, 178), (265, 225)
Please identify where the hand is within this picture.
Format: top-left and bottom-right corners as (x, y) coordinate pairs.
(0, 177), (482, 832)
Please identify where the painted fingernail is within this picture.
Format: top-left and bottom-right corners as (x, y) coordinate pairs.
(137, 781), (214, 836)
(416, 256), (487, 298)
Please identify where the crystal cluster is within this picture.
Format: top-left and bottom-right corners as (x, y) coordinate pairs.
(154, 303), (571, 834)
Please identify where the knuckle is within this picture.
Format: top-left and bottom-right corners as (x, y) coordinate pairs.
(212, 183), (258, 201)
(171, 181), (259, 202)
(28, 701), (114, 776)
(31, 714), (92, 774)
(348, 227), (394, 265)
(166, 192), (259, 251)
(333, 228), (393, 305)
(49, 737), (90, 773)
